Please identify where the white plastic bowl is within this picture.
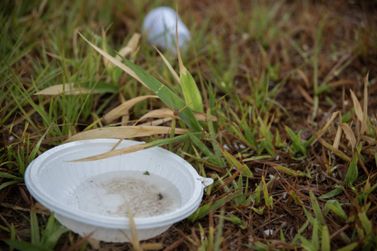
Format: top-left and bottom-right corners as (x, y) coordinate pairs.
(25, 139), (213, 242)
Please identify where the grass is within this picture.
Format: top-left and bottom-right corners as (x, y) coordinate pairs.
(1, 0), (377, 250)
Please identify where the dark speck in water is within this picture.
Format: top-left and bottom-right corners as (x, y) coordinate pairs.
(158, 193), (163, 200)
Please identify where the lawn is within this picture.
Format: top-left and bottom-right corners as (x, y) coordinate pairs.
(1, 0), (377, 250)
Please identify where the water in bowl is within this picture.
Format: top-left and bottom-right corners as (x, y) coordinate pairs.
(73, 171), (181, 217)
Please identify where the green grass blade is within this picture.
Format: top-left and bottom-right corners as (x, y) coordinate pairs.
(344, 153), (358, 187)
(321, 225), (331, 251)
(30, 210), (40, 245)
(309, 191), (325, 224)
(5, 240), (50, 251)
(222, 149), (252, 177)
(80, 34), (202, 131)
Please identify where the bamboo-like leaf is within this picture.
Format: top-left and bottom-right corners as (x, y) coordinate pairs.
(80, 33), (202, 131)
(103, 95), (157, 124)
(73, 134), (189, 161)
(350, 90), (363, 123)
(35, 83), (93, 95)
(67, 126), (187, 142)
(340, 123), (357, 150)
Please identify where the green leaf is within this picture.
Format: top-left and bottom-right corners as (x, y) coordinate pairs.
(123, 60), (202, 131)
(344, 153), (358, 187)
(179, 69), (204, 113)
(222, 149), (253, 177)
(0, 172), (23, 180)
(311, 219), (320, 250)
(40, 215), (67, 249)
(214, 209), (225, 251)
(189, 191), (242, 221)
(358, 211), (372, 235)
(323, 200), (347, 221)
(0, 180), (20, 191)
(309, 191), (325, 224)
(285, 126), (307, 156)
(272, 164), (306, 177)
(5, 240), (50, 251)
(30, 210), (40, 244)
(336, 242), (358, 251)
(321, 225), (331, 251)
(299, 235), (316, 251)
(188, 133), (222, 166)
(319, 187), (343, 200)
(81, 82), (118, 94)
(261, 176), (273, 208)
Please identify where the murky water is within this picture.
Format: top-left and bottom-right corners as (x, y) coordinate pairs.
(73, 171), (181, 217)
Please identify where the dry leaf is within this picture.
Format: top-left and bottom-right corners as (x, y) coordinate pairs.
(333, 125), (342, 150)
(341, 123), (357, 150)
(35, 83), (94, 95)
(127, 209), (142, 251)
(195, 112), (217, 122)
(74, 142), (150, 161)
(136, 108), (176, 124)
(67, 126), (187, 142)
(116, 33), (141, 59)
(103, 95), (157, 124)
(104, 33), (141, 68)
(311, 111), (339, 145)
(319, 138), (351, 162)
(80, 33), (143, 82)
(362, 74), (369, 134)
(139, 118), (173, 126)
(350, 89), (363, 123)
